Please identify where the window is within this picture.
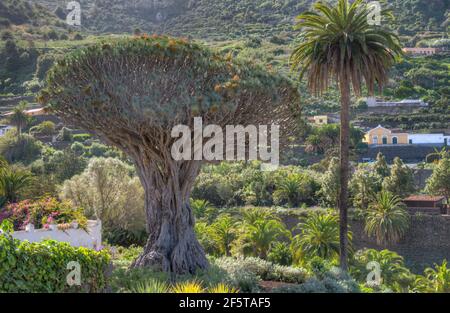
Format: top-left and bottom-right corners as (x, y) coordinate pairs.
(392, 137), (398, 144)
(409, 139), (413, 144)
(373, 136), (378, 145)
(382, 136), (388, 145)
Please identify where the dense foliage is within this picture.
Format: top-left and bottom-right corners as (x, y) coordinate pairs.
(0, 220), (110, 293)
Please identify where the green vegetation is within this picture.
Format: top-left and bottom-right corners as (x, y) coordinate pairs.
(0, 220), (110, 293)
(0, 0), (448, 294)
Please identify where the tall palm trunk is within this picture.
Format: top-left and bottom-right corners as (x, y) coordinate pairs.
(338, 75), (350, 271)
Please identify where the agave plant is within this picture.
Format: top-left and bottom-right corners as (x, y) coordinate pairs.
(131, 279), (170, 293)
(171, 280), (204, 293)
(365, 191), (410, 245)
(208, 283), (239, 293)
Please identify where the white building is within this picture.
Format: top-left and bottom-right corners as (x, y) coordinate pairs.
(366, 97), (428, 108)
(0, 125), (13, 136)
(408, 133), (450, 145)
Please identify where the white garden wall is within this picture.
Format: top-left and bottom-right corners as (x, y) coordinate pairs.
(10, 220), (102, 250)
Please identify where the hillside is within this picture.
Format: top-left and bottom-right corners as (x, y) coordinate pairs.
(34, 0), (448, 39)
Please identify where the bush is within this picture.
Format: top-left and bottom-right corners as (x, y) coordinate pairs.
(57, 127), (73, 141)
(30, 121), (55, 136)
(60, 158), (147, 246)
(36, 54), (55, 81)
(272, 267), (360, 293)
(72, 133), (92, 143)
(214, 256), (308, 288)
(213, 257), (261, 292)
(268, 242), (292, 265)
(0, 221), (111, 293)
(0, 132), (43, 164)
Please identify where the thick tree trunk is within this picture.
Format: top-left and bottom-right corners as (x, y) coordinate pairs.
(338, 76), (350, 271)
(131, 159), (209, 275)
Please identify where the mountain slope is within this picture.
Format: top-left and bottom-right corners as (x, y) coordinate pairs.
(33, 0), (448, 39)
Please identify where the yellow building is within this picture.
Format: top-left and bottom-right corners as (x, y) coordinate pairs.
(364, 125), (409, 145)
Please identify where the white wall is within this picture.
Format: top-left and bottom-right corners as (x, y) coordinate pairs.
(10, 220), (102, 250)
(408, 134), (446, 144)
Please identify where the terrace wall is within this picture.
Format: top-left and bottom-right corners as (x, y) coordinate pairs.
(10, 220), (102, 250)
(281, 212), (450, 273)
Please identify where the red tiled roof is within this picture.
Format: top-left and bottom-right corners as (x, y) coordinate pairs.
(403, 195), (446, 202)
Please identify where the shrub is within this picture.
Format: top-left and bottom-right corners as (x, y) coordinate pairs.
(214, 256), (308, 286)
(0, 221), (111, 293)
(72, 133), (92, 142)
(269, 265), (309, 284)
(30, 121), (56, 136)
(350, 249), (415, 292)
(36, 54), (55, 80)
(213, 257), (261, 292)
(57, 127), (73, 141)
(60, 158), (146, 246)
(268, 242), (293, 265)
(273, 267), (360, 293)
(414, 260), (450, 293)
(0, 132), (42, 164)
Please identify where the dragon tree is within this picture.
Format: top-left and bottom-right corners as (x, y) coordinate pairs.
(38, 36), (300, 274)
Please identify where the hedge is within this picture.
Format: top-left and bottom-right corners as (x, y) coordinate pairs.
(0, 221), (111, 293)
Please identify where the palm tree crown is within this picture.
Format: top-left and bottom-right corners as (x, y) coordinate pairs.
(290, 0), (402, 96)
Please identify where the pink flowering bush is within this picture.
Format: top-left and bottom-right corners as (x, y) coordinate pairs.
(0, 197), (87, 231)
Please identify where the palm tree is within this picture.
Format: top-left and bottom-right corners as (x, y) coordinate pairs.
(290, 0), (402, 269)
(365, 191), (410, 245)
(8, 101), (30, 137)
(292, 212), (351, 262)
(0, 167), (33, 203)
(244, 218), (289, 259)
(210, 214), (237, 256)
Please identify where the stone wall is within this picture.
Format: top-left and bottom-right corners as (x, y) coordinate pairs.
(350, 215), (450, 273)
(280, 212), (450, 273)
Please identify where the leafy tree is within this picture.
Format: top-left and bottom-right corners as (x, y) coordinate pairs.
(0, 131), (42, 164)
(365, 191), (410, 245)
(425, 156), (450, 199)
(383, 157), (415, 197)
(41, 149), (87, 183)
(40, 36), (300, 274)
(290, 0), (402, 270)
(60, 157), (146, 245)
(350, 164), (383, 210)
(373, 152), (390, 178)
(320, 157), (340, 207)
